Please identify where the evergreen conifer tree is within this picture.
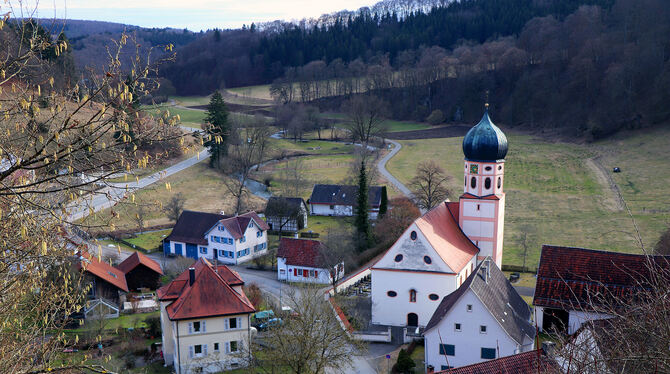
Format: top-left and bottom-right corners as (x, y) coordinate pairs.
(204, 91), (231, 169)
(355, 161), (372, 251)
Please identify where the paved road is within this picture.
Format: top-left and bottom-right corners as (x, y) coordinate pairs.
(378, 139), (413, 199)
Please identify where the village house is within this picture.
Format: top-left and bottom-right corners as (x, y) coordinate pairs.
(264, 197), (308, 233)
(423, 258), (535, 371)
(533, 245), (670, 334)
(116, 251), (164, 291)
(163, 210), (269, 265)
(370, 108), (508, 331)
(158, 258), (255, 374)
(276, 238), (344, 284)
(429, 347), (559, 374)
(77, 251), (129, 319)
(308, 184), (387, 219)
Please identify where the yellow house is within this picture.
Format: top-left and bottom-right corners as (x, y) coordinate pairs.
(158, 258), (256, 373)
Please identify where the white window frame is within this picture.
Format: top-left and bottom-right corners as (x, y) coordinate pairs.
(467, 304), (473, 312)
(454, 323), (461, 332)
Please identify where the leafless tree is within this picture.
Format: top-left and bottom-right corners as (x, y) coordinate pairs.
(164, 192), (186, 222)
(252, 286), (361, 374)
(134, 203), (151, 234)
(280, 158), (306, 197)
(409, 160), (452, 210)
(321, 228), (355, 292)
(552, 257), (670, 373)
(222, 123), (272, 214)
(265, 197), (303, 239)
(0, 11), (183, 373)
(342, 95), (389, 145)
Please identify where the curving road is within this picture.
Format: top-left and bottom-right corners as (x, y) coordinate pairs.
(377, 139), (413, 200)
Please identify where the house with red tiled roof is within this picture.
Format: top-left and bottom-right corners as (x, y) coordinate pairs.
(116, 251), (164, 291)
(277, 238), (344, 284)
(370, 108), (509, 339)
(533, 245), (670, 334)
(158, 258), (256, 374)
(163, 210), (270, 265)
(77, 251), (129, 319)
(429, 347), (559, 374)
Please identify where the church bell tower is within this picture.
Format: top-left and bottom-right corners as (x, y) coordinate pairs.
(459, 105), (508, 268)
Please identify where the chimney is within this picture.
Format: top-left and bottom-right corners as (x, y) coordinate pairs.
(188, 267), (196, 286)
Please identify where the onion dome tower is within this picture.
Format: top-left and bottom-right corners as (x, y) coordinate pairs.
(458, 105), (508, 268)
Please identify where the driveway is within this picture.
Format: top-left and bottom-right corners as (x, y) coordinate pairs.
(378, 139), (413, 200)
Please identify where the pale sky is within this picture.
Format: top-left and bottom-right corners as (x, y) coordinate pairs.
(18, 0), (380, 31)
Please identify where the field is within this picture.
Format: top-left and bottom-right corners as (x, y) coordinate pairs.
(386, 126), (670, 268)
(82, 162), (266, 230)
(227, 84), (273, 100)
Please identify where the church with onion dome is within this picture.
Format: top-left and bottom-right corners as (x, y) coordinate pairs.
(370, 105), (512, 331)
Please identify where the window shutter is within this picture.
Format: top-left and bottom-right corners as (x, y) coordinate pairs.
(204, 344), (208, 355)
(225, 342), (230, 353)
(188, 322), (192, 334)
(236, 317), (242, 329)
(189, 345), (194, 358)
(225, 318), (229, 330)
(202, 320), (206, 332)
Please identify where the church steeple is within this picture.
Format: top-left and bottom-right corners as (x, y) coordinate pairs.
(458, 106), (507, 268)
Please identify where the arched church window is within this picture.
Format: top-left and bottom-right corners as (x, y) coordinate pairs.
(394, 254), (403, 262)
(409, 289), (417, 302)
(497, 177), (502, 189)
(410, 231), (417, 241)
(484, 177), (491, 189)
(387, 291), (397, 297)
(470, 176), (477, 189)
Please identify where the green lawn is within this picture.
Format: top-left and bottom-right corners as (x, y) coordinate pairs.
(125, 229), (172, 251)
(170, 95), (210, 106)
(386, 126), (670, 267)
(267, 138), (354, 157)
(143, 104), (206, 129)
(383, 119), (431, 132)
(227, 84), (273, 100)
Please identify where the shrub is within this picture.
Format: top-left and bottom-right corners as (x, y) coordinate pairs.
(426, 110), (444, 125)
(395, 348), (416, 373)
(145, 315), (161, 337)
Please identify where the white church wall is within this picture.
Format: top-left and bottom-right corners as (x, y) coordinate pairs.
(462, 220), (494, 238)
(373, 223), (453, 273)
(371, 269), (457, 327)
(462, 201), (495, 218)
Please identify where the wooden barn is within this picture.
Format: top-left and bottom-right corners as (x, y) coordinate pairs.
(116, 252), (164, 291)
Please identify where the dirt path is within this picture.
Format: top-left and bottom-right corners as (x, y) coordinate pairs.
(585, 157), (624, 212)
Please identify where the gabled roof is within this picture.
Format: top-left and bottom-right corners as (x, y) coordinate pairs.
(265, 197), (307, 217)
(116, 252), (163, 275)
(157, 258), (255, 320)
(78, 251), (129, 292)
(425, 258), (535, 344)
(277, 238), (325, 268)
(533, 245), (669, 310)
(164, 210), (269, 244)
(414, 201), (479, 273)
(435, 349), (559, 374)
(164, 210), (227, 245)
(218, 211), (270, 240)
(309, 184), (385, 207)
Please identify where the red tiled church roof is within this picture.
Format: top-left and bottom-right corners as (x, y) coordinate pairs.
(533, 245), (670, 310)
(78, 251), (129, 292)
(116, 252), (163, 276)
(414, 201), (479, 273)
(277, 238), (324, 268)
(157, 258), (255, 320)
(435, 349), (559, 374)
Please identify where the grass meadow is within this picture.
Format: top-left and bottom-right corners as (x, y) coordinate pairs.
(386, 126), (670, 268)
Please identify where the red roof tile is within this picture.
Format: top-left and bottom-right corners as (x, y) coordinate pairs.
(116, 252), (163, 275)
(277, 238), (324, 268)
(414, 201), (479, 273)
(78, 252), (129, 292)
(533, 245), (670, 310)
(157, 258), (255, 320)
(435, 349), (559, 374)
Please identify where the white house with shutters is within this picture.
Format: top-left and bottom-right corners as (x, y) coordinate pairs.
(158, 259), (256, 373)
(423, 258), (535, 371)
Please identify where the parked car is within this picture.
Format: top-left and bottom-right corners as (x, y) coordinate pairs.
(257, 318), (283, 331)
(251, 310), (275, 328)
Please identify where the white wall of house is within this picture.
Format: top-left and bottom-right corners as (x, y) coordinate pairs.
(310, 203), (379, 219)
(371, 269), (457, 327)
(168, 314), (252, 374)
(276, 257), (343, 284)
(204, 221), (269, 265)
(160, 301), (176, 366)
(424, 291), (534, 371)
(535, 306), (612, 335)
